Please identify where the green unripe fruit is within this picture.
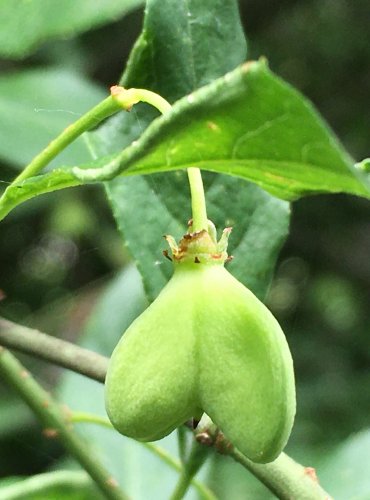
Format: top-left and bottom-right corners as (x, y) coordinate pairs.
(105, 224), (295, 463)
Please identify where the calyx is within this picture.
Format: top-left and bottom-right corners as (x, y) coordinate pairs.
(164, 220), (232, 265)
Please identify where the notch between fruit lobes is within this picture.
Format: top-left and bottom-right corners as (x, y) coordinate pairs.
(164, 220), (232, 265)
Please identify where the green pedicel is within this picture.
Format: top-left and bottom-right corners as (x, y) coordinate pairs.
(105, 224), (296, 464)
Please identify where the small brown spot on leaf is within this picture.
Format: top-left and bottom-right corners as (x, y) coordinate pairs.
(43, 428), (58, 439)
(207, 121), (220, 132)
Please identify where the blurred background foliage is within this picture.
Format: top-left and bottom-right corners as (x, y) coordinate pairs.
(0, 0), (369, 498)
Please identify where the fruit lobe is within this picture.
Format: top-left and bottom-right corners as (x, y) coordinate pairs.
(105, 225), (296, 463)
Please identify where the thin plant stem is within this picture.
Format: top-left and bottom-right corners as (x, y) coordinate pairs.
(231, 448), (331, 500)
(111, 86), (172, 115)
(187, 167), (208, 231)
(0, 317), (108, 382)
(72, 411), (114, 428)
(177, 426), (189, 464)
(71, 411), (216, 500)
(0, 348), (128, 500)
(170, 439), (210, 500)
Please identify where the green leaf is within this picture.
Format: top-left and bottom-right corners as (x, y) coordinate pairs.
(0, 168), (81, 221)
(3, 57), (368, 206)
(0, 471), (100, 500)
(78, 60), (366, 200)
(0, 0), (143, 59)
(318, 430), (370, 500)
(17, 55), (362, 198)
(119, 0), (248, 100)
(0, 398), (34, 438)
(77, 265), (149, 356)
(0, 68), (105, 170)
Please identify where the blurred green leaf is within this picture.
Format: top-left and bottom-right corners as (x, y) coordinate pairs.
(0, 0), (143, 59)
(77, 265), (149, 356)
(0, 470), (100, 500)
(0, 68), (105, 170)
(318, 430), (370, 500)
(0, 398), (34, 438)
(0, 168), (83, 220)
